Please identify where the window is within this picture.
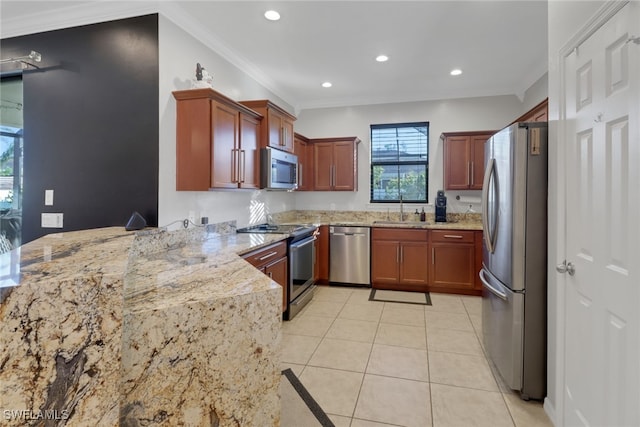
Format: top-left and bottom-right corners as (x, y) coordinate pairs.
(370, 122), (428, 203)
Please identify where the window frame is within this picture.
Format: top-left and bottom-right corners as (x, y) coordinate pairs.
(369, 121), (429, 204)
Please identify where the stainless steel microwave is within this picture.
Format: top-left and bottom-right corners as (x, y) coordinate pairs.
(261, 147), (298, 190)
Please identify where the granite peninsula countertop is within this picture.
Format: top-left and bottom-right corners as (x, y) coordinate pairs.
(0, 225), (285, 426)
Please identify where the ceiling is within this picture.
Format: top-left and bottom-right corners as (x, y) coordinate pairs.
(0, 1), (548, 112)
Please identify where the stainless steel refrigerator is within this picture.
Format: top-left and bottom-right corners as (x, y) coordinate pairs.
(480, 122), (547, 401)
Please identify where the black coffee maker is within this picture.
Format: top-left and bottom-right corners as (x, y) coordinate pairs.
(435, 190), (447, 222)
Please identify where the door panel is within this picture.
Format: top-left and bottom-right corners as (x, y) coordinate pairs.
(481, 268), (524, 390)
(562, 3), (639, 426)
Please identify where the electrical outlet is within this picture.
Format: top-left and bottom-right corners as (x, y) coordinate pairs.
(41, 213), (63, 228)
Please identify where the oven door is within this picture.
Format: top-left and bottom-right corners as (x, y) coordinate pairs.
(289, 235), (315, 301)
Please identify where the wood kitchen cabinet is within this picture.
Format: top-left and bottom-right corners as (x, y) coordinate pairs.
(442, 131), (495, 191)
(240, 100), (296, 153)
(313, 137), (360, 191)
(173, 88), (262, 191)
(242, 241), (288, 312)
(429, 230), (482, 296)
(371, 228), (429, 292)
(315, 225), (330, 284)
(513, 98), (548, 123)
(294, 133), (313, 191)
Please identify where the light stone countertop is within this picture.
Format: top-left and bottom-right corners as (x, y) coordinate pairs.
(0, 226), (286, 426)
(274, 210), (483, 231)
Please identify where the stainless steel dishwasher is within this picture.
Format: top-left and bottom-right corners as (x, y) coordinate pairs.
(329, 226), (371, 286)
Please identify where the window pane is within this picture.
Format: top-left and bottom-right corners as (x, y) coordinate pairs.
(371, 164), (427, 202)
(370, 122), (428, 203)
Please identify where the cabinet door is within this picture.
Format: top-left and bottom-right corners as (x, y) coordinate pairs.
(294, 136), (312, 191)
(211, 101), (239, 189)
(399, 242), (429, 287)
(176, 97), (211, 190)
(470, 134), (490, 190)
(239, 112), (260, 189)
(444, 135), (471, 190)
(264, 256), (288, 312)
(315, 225), (330, 282)
(333, 141), (356, 191)
(371, 240), (399, 285)
(282, 117), (294, 153)
(430, 243), (475, 291)
(313, 142), (334, 190)
(267, 109), (283, 150)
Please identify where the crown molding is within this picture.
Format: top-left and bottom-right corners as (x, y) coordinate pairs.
(0, 1), (159, 39)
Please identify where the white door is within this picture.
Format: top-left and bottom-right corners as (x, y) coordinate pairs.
(562, 2), (640, 426)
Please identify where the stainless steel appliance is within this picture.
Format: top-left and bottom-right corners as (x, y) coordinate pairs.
(480, 122), (547, 401)
(237, 223), (317, 319)
(261, 147), (298, 190)
(329, 226), (370, 286)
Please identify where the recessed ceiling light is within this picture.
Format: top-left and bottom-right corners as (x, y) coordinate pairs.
(376, 55), (389, 62)
(264, 10), (280, 21)
(322, 82), (332, 88)
(450, 69), (463, 76)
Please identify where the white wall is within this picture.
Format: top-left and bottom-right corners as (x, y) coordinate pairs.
(522, 73), (548, 112)
(546, 1), (605, 424)
(293, 95), (527, 215)
(158, 15), (297, 229)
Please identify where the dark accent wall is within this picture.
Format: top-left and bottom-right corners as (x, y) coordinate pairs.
(1, 14), (159, 244)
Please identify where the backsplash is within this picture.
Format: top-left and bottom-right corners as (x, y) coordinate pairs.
(272, 210), (481, 225)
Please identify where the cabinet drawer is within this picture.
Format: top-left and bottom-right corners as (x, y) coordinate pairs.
(430, 230), (475, 243)
(242, 241), (287, 268)
(372, 228), (428, 242)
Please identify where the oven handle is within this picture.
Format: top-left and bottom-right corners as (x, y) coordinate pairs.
(290, 235), (316, 250)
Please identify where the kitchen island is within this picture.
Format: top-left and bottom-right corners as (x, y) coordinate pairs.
(0, 225), (284, 426)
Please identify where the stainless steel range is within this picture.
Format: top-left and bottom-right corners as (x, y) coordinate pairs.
(237, 223), (317, 320)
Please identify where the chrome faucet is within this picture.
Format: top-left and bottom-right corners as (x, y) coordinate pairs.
(399, 195), (404, 221)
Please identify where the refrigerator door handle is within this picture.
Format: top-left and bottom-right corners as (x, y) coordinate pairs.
(482, 158), (497, 253)
(479, 269), (507, 300)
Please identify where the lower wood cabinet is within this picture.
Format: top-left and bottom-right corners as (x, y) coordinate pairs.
(315, 225), (330, 283)
(371, 227), (483, 296)
(430, 230), (478, 295)
(371, 228), (429, 292)
(242, 241), (288, 312)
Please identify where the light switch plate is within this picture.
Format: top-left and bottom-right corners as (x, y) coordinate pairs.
(45, 190), (54, 206)
(41, 213), (63, 228)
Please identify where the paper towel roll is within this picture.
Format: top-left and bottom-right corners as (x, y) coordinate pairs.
(456, 196), (481, 204)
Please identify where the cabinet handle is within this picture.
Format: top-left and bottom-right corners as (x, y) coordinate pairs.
(258, 251), (278, 261)
(231, 148), (238, 183)
(396, 246), (400, 264)
(299, 163), (303, 187)
(470, 162), (474, 186)
(268, 271), (273, 279)
(240, 149), (246, 183)
(467, 162), (471, 186)
(400, 246), (403, 263)
(444, 234), (463, 239)
(432, 247), (435, 264)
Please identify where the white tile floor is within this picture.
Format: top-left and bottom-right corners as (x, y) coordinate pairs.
(281, 286), (553, 427)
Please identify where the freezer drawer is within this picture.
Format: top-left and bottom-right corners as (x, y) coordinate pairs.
(480, 267), (524, 391)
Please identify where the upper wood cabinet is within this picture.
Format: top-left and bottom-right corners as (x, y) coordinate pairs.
(239, 100), (296, 153)
(513, 98), (548, 123)
(442, 131), (495, 191)
(312, 137), (360, 191)
(173, 88), (262, 191)
(294, 133), (313, 191)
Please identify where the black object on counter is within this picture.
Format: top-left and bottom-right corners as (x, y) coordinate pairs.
(125, 211), (147, 231)
(435, 190), (447, 222)
(420, 208), (426, 222)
